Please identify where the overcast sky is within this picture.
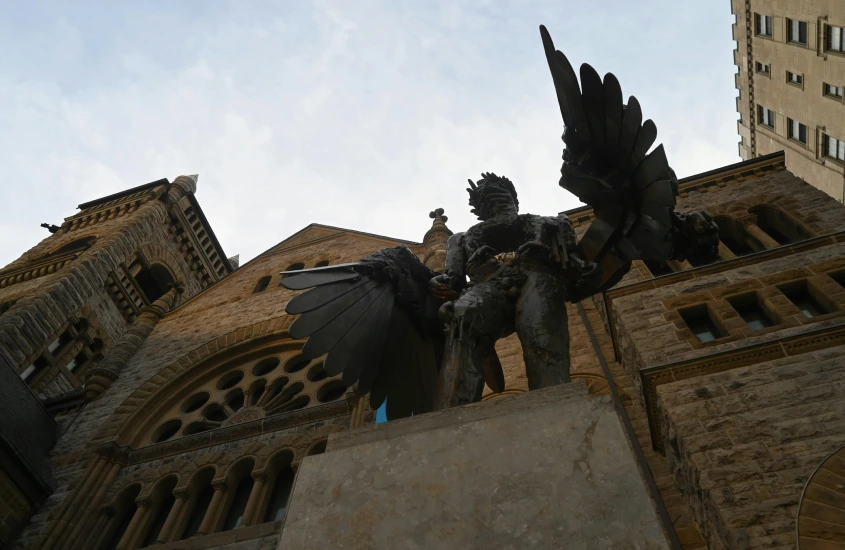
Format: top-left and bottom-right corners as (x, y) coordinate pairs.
(0, 1), (739, 267)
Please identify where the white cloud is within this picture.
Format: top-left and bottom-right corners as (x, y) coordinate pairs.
(0, 0), (739, 267)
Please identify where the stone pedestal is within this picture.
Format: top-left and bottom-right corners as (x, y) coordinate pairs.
(278, 382), (669, 549)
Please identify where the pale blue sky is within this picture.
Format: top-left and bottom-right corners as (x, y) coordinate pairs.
(0, 1), (739, 266)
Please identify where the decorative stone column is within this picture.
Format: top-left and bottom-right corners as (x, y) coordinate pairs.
(239, 472), (267, 528)
(347, 391), (367, 428)
(745, 222), (780, 250)
(717, 241), (736, 260)
(44, 456), (109, 549)
(196, 480), (227, 536)
(667, 259), (693, 271)
(83, 285), (182, 401)
(64, 458), (124, 550)
(116, 497), (151, 550)
(81, 506), (114, 550)
(155, 488), (190, 543)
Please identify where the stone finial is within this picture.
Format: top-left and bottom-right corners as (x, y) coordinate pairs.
(429, 207), (448, 223)
(424, 207), (452, 245)
(228, 254), (240, 269)
(167, 174), (199, 204)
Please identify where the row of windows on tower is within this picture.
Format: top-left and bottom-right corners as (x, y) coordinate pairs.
(754, 59), (843, 103)
(754, 14), (843, 54)
(252, 260), (330, 293)
(755, 104), (844, 162)
(682, 274), (844, 343)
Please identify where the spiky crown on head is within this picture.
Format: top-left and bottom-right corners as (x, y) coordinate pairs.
(466, 172), (519, 220)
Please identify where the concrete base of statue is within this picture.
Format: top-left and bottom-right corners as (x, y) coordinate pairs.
(277, 381), (669, 549)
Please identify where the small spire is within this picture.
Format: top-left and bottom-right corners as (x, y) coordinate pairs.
(228, 254), (240, 269)
(424, 207), (452, 244)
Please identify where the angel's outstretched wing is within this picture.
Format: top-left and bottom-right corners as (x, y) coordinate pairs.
(540, 25), (717, 291)
(280, 246), (443, 420)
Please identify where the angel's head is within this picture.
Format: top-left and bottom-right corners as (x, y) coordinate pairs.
(467, 172), (519, 220)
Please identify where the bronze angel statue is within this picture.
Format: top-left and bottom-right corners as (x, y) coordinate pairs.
(280, 25), (719, 420)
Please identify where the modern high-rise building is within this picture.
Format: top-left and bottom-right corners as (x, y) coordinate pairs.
(733, 0), (845, 201)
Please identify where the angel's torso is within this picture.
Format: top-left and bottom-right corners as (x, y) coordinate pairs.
(463, 213), (550, 256)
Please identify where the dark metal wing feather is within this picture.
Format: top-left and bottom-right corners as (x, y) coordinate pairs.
(540, 25), (718, 288)
(280, 245), (444, 421)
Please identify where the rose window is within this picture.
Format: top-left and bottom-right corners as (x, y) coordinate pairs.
(149, 351), (348, 444)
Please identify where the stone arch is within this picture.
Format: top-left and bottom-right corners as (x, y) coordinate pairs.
(222, 456), (257, 482)
(92, 317), (296, 446)
(797, 444), (845, 548)
(137, 242), (193, 300)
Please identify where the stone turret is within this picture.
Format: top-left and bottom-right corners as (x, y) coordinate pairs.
(422, 208), (452, 271)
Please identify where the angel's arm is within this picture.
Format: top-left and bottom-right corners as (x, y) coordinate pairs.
(429, 233), (468, 300)
(444, 232), (468, 281)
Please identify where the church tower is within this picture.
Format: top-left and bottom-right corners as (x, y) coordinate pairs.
(0, 175), (232, 544)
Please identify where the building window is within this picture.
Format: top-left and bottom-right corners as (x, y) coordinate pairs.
(757, 105), (775, 129)
(140, 478), (178, 547)
(222, 474), (255, 530)
(755, 14), (773, 37)
(787, 19), (808, 44)
(788, 118), (807, 144)
(281, 262), (305, 279)
(826, 25), (844, 52)
(728, 295), (774, 331)
(756, 61), (771, 76)
(824, 83), (844, 100)
(314, 260), (330, 267)
(680, 306), (722, 343)
(779, 282), (828, 318)
(141, 348), (342, 446)
(133, 263), (175, 303)
(824, 134), (845, 162)
(179, 471), (215, 540)
(253, 275), (271, 293)
(786, 71), (803, 86)
(103, 485), (141, 550)
(264, 453), (296, 523)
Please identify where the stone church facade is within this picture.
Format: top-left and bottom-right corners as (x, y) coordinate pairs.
(2, 151), (845, 549)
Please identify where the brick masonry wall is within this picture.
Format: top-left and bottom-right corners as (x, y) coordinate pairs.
(614, 242), (845, 380)
(675, 169), (845, 234)
(656, 344), (845, 549)
(14, 226), (441, 548)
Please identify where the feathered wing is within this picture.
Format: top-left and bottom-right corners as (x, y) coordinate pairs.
(541, 25), (693, 291)
(280, 246), (442, 420)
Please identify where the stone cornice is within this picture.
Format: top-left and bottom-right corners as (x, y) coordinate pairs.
(641, 321), (845, 453)
(0, 249), (87, 289)
(63, 187), (164, 233)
